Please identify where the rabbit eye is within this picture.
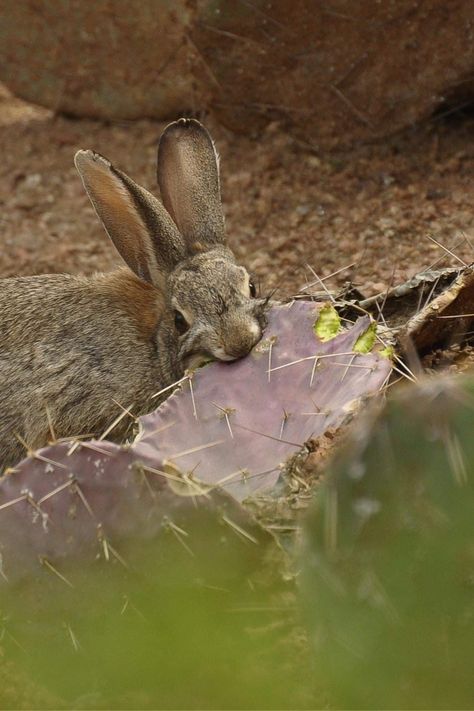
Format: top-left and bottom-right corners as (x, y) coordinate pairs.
(249, 280), (257, 298)
(174, 310), (189, 335)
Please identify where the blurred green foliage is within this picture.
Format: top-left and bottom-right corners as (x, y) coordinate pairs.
(302, 375), (474, 709)
(1, 501), (314, 709)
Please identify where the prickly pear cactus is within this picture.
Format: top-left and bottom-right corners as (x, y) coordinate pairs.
(0, 302), (390, 586)
(301, 374), (474, 709)
(136, 302), (391, 501)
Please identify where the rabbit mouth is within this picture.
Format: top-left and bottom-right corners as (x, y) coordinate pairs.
(183, 351), (216, 370)
(182, 345), (246, 370)
(180, 316), (264, 368)
(211, 346), (239, 361)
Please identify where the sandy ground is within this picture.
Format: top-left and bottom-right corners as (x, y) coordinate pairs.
(1, 84), (474, 299)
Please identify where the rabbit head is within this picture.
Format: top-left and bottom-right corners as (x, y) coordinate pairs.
(75, 118), (267, 372)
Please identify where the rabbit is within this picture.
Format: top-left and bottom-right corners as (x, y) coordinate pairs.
(0, 118), (268, 472)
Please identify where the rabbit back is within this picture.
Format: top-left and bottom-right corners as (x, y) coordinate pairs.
(0, 269), (170, 470)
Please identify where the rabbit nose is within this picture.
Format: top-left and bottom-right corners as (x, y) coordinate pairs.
(224, 321), (262, 359)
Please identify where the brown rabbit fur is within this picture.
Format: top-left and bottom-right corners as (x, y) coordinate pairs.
(0, 119), (267, 471)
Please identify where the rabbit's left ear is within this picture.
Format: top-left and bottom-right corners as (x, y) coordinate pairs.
(75, 150), (186, 287)
(157, 118), (225, 247)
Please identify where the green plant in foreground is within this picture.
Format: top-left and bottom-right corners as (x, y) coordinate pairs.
(301, 373), (474, 709)
(1, 500), (315, 710)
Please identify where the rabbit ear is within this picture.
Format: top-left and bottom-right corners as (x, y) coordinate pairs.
(157, 118), (225, 247)
(75, 150), (186, 287)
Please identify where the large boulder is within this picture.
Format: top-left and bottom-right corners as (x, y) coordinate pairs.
(1, 1), (474, 147)
(0, 0), (199, 120)
(194, 0), (474, 148)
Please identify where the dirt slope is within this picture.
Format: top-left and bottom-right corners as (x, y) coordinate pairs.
(1, 85), (473, 299)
